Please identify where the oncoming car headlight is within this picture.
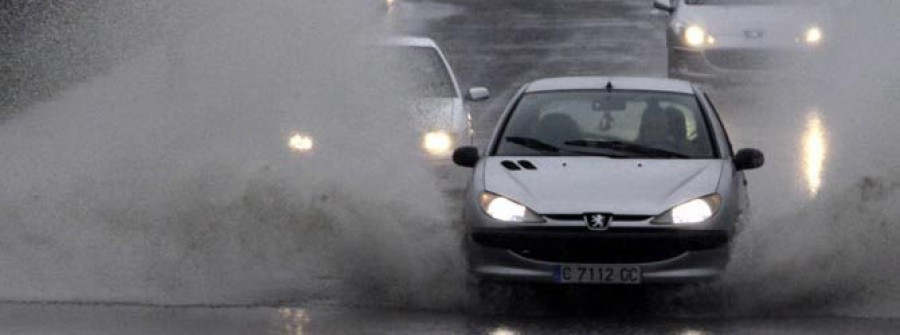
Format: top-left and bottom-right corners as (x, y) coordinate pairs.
(653, 194), (721, 225)
(423, 131), (453, 156)
(288, 133), (314, 154)
(684, 25), (715, 47)
(804, 26), (823, 46)
(478, 192), (544, 223)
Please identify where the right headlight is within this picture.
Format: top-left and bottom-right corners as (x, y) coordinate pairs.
(653, 194), (722, 225)
(478, 192), (544, 223)
(422, 131), (453, 156)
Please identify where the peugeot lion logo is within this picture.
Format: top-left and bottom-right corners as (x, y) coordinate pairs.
(585, 213), (611, 231)
(744, 29), (765, 39)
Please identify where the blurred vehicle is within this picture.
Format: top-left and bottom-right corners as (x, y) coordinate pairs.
(377, 36), (489, 160)
(453, 77), (764, 286)
(287, 36), (489, 184)
(654, 0), (830, 83)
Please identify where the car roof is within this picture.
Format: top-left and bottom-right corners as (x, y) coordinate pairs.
(378, 36), (438, 48)
(525, 77), (696, 94)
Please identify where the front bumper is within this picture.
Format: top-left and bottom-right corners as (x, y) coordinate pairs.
(669, 46), (820, 85)
(467, 227), (732, 284)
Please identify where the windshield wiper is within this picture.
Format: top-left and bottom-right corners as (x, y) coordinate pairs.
(564, 140), (691, 159)
(505, 136), (562, 153)
(505, 137), (629, 157)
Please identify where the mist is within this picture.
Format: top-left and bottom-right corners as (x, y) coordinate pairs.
(697, 0), (900, 318)
(0, 0), (464, 308)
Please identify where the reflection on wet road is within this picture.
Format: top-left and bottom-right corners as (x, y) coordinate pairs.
(279, 308), (310, 335)
(1, 303), (898, 335)
(487, 326), (518, 335)
(802, 108), (828, 197)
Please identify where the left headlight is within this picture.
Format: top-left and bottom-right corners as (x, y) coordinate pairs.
(478, 192), (544, 223)
(682, 24), (716, 48)
(653, 194), (721, 225)
(288, 133), (314, 154)
(804, 26), (823, 46)
(422, 131), (453, 156)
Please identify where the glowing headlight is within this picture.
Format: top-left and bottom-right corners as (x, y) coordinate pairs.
(478, 192), (544, 223)
(288, 133), (314, 153)
(805, 27), (823, 45)
(423, 131), (453, 156)
(684, 25), (714, 47)
(653, 194), (721, 225)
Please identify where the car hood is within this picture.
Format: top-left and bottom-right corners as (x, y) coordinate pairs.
(408, 97), (462, 132)
(678, 5), (828, 45)
(483, 157), (724, 215)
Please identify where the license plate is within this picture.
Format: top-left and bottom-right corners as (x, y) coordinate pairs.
(554, 264), (642, 284)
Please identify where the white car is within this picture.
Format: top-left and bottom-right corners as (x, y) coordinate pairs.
(378, 36), (489, 160)
(453, 77), (764, 286)
(287, 36), (490, 181)
(654, 0), (830, 83)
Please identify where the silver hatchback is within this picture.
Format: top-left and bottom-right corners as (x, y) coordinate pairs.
(452, 77), (764, 285)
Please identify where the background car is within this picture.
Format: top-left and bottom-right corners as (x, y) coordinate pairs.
(453, 76), (764, 286)
(287, 36), (490, 187)
(654, 0), (831, 83)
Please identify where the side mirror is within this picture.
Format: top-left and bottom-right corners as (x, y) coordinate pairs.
(734, 148), (765, 171)
(466, 86), (490, 101)
(653, 0), (674, 13)
(452, 146), (480, 168)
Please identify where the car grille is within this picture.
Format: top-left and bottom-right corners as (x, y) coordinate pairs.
(544, 214), (652, 222)
(472, 228), (730, 264)
(512, 245), (691, 264)
(705, 49), (798, 70)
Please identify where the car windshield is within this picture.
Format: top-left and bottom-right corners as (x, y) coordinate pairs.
(494, 90), (717, 159)
(378, 46), (458, 98)
(685, 0), (808, 5)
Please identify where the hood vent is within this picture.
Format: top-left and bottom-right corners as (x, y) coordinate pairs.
(500, 161), (522, 171)
(518, 160), (537, 170)
(501, 160), (538, 171)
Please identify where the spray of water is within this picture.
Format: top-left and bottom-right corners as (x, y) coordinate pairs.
(678, 0), (900, 318)
(0, 0), (465, 308)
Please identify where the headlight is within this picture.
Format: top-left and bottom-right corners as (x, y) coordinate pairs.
(684, 25), (715, 47)
(288, 133), (314, 153)
(804, 27), (823, 45)
(653, 194), (721, 225)
(423, 131), (453, 156)
(478, 192), (544, 223)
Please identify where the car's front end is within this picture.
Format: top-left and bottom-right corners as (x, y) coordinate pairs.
(663, 0), (830, 84)
(415, 97), (474, 187)
(284, 97), (471, 188)
(463, 158), (740, 285)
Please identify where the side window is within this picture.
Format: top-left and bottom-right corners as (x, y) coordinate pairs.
(704, 93), (734, 156)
